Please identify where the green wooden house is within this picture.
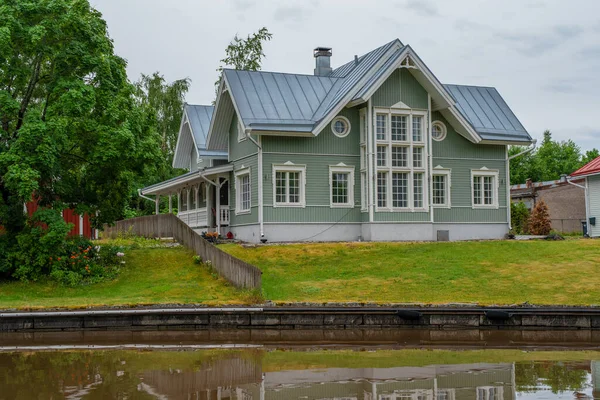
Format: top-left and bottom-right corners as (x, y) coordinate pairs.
(141, 39), (533, 243)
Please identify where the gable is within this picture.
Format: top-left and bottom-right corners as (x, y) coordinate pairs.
(172, 113), (196, 169)
(371, 69), (428, 109)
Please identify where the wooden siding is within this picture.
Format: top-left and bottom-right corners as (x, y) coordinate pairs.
(263, 153), (360, 223)
(374, 211), (430, 222)
(262, 108), (361, 155)
(229, 113), (258, 162)
(372, 68), (429, 109)
(588, 175), (600, 237)
(432, 111), (505, 160)
(229, 154), (259, 227)
(432, 111), (508, 223)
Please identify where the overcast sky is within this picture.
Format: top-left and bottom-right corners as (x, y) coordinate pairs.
(92, 0), (599, 151)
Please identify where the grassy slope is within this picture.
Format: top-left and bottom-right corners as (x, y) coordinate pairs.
(221, 239), (600, 305)
(0, 246), (248, 310)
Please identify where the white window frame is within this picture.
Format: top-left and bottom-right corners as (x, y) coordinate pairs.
(329, 165), (355, 208)
(471, 168), (499, 209)
(432, 168), (451, 209)
(331, 116), (351, 138)
(234, 167), (251, 215)
(374, 108), (428, 212)
(272, 164), (306, 207)
(432, 120), (447, 141)
(237, 121), (246, 143)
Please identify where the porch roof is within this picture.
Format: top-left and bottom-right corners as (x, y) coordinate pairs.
(140, 164), (233, 196)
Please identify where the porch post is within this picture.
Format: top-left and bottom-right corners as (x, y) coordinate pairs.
(216, 177), (221, 234)
(177, 191), (181, 214)
(155, 194), (160, 215)
(168, 194), (172, 214)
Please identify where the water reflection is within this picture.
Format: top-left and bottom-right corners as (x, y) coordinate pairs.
(0, 350), (597, 399)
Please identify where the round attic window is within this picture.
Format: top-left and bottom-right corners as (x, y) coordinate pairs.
(432, 121), (447, 141)
(331, 116), (351, 138)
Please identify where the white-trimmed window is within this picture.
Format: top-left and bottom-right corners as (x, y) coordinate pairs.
(376, 114), (386, 140)
(432, 121), (447, 141)
(374, 109), (428, 211)
(377, 172), (387, 208)
(471, 169), (499, 208)
(273, 164), (306, 207)
(329, 165), (354, 208)
(235, 168), (251, 214)
(432, 169), (451, 208)
(331, 116), (351, 138)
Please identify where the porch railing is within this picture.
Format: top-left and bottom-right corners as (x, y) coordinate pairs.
(178, 208), (208, 228)
(219, 206), (230, 226)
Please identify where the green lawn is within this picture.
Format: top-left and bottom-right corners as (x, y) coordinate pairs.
(221, 239), (600, 306)
(0, 246), (250, 310)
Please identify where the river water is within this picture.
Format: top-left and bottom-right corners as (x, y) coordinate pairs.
(1, 330), (600, 399)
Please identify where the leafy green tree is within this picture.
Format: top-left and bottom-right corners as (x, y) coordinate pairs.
(135, 72), (190, 168)
(214, 27), (273, 96)
(0, 0), (162, 277)
(509, 130), (600, 184)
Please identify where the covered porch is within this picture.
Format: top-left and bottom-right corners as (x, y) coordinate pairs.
(140, 164), (232, 235)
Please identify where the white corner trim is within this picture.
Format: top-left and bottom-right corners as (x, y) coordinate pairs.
(329, 165), (355, 208)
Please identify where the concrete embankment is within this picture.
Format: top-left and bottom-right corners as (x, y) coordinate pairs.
(2, 306), (600, 332)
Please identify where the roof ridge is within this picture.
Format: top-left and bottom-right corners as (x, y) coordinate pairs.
(223, 68), (340, 80)
(445, 83), (498, 90)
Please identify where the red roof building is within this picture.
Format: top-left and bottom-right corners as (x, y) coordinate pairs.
(570, 156), (600, 237)
(571, 156), (600, 177)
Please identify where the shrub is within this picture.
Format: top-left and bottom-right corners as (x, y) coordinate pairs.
(3, 209), (124, 286)
(510, 202), (530, 234)
(528, 199), (552, 235)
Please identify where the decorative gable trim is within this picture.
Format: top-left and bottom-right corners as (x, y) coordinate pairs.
(206, 76), (246, 151)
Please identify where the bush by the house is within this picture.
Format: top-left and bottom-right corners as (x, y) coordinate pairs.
(2, 209), (123, 286)
(528, 199), (552, 235)
(510, 202), (530, 234)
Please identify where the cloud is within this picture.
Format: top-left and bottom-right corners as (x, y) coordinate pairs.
(454, 19), (487, 32)
(578, 46), (600, 59)
(273, 5), (311, 24)
(402, 0), (438, 17)
(543, 81), (579, 94)
(496, 24), (583, 57)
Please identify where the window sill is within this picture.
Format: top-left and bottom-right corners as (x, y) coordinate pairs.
(330, 203), (354, 209)
(235, 209), (251, 216)
(273, 203), (305, 208)
(472, 205), (499, 210)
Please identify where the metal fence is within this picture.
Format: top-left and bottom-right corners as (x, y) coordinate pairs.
(103, 214), (262, 289)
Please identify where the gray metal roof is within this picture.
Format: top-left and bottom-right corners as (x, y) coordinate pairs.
(223, 69), (339, 130)
(444, 85), (532, 143)
(206, 39), (531, 146)
(185, 104), (227, 156)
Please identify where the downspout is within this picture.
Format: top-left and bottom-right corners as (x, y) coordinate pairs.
(245, 128), (264, 239)
(506, 140), (537, 230)
(428, 94), (434, 226)
(567, 176), (589, 236)
(367, 98), (374, 223)
(137, 189), (158, 214)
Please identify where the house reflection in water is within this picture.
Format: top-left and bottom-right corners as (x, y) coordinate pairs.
(139, 361), (515, 400)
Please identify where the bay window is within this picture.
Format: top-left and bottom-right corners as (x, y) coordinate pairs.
(375, 110), (428, 211)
